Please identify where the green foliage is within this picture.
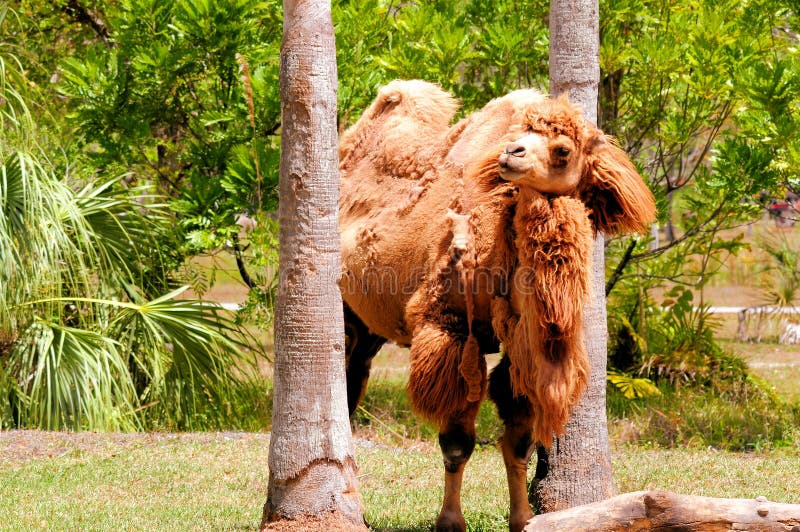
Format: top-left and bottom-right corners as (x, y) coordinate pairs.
(610, 283), (734, 380)
(0, 13), (266, 431)
(58, 0), (282, 245)
(608, 377), (800, 451)
(336, 0), (549, 120)
(756, 232), (800, 307)
(607, 370), (660, 399)
(603, 0), (798, 395)
(602, 0), (800, 377)
(42, 0), (285, 325)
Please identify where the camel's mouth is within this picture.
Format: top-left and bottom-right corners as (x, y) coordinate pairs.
(498, 168), (530, 182)
(498, 153), (533, 180)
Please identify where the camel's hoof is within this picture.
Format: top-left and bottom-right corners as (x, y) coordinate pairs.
(434, 510), (466, 532)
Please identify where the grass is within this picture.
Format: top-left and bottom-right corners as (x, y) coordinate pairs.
(612, 444), (800, 501)
(1, 431), (798, 532)
(1, 433), (266, 531)
(723, 340), (800, 403)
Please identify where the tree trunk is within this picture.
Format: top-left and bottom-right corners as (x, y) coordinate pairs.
(525, 491), (800, 531)
(531, 0), (615, 511)
(263, 0), (365, 528)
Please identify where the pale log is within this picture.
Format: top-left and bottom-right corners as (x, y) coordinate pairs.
(524, 490), (800, 531)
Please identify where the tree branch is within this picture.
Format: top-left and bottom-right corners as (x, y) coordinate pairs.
(629, 200), (728, 262)
(605, 238), (638, 296)
(525, 490), (800, 531)
(231, 233), (257, 289)
(62, 1), (112, 46)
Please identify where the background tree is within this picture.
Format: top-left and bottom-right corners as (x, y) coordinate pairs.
(263, 0), (364, 527)
(0, 5), (260, 432)
(529, 0), (615, 511)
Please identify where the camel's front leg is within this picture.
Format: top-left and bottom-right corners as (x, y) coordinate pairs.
(489, 356), (536, 532)
(407, 320), (486, 531)
(434, 407), (481, 532)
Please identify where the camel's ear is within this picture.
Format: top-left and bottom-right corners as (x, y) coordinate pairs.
(579, 133), (656, 235)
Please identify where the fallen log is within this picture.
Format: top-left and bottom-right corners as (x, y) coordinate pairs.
(524, 490), (800, 531)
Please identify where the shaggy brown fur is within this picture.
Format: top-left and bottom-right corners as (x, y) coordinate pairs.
(492, 191), (593, 444)
(339, 80), (655, 532)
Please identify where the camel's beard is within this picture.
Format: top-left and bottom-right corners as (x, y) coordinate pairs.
(492, 191), (593, 446)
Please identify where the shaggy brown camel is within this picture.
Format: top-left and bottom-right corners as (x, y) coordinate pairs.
(339, 80), (655, 532)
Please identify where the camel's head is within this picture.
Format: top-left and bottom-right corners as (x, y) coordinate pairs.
(493, 94), (656, 235)
(497, 95), (589, 194)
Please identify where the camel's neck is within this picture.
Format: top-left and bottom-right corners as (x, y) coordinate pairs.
(516, 186), (566, 206)
(513, 188), (551, 242)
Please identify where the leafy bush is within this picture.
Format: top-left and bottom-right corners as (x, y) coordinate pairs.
(0, 12), (268, 431)
(608, 377), (800, 451)
(606, 281), (800, 450)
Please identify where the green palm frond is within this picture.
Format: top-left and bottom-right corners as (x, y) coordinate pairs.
(6, 319), (139, 431)
(608, 370), (662, 400)
(11, 289), (258, 430)
(109, 288), (256, 428)
(0, 24), (263, 430)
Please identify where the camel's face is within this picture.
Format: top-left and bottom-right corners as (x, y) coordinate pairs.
(497, 130), (584, 194)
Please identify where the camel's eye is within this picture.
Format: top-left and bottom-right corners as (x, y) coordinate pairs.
(553, 146), (571, 158)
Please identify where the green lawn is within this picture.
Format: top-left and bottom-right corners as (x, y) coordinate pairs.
(2, 431), (799, 531)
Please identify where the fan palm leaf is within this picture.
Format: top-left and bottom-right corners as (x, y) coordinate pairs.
(0, 25), (263, 430)
(5, 319), (139, 430)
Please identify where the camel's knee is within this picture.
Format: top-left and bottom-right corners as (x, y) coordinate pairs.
(489, 355), (537, 462)
(507, 428), (535, 463)
(438, 424), (476, 473)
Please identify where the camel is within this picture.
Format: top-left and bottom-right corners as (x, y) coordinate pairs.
(338, 80), (656, 532)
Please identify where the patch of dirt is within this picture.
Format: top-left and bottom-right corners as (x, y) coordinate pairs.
(261, 513), (368, 531)
(0, 430), (269, 463)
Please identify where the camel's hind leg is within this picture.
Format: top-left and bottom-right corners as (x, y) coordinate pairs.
(344, 303), (386, 415)
(406, 320), (486, 532)
(488, 356), (537, 532)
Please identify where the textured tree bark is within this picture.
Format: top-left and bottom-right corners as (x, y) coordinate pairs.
(263, 0), (365, 528)
(525, 491), (800, 531)
(530, 0), (615, 511)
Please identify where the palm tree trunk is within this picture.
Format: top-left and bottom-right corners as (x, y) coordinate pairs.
(530, 0), (615, 511)
(263, 0), (364, 527)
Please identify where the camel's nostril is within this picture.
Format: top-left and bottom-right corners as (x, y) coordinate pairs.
(504, 143), (526, 157)
(554, 146), (570, 158)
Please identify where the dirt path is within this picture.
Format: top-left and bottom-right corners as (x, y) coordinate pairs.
(0, 430), (270, 464)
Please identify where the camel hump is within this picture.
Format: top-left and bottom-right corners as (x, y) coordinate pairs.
(340, 80), (460, 169)
(374, 80), (460, 129)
